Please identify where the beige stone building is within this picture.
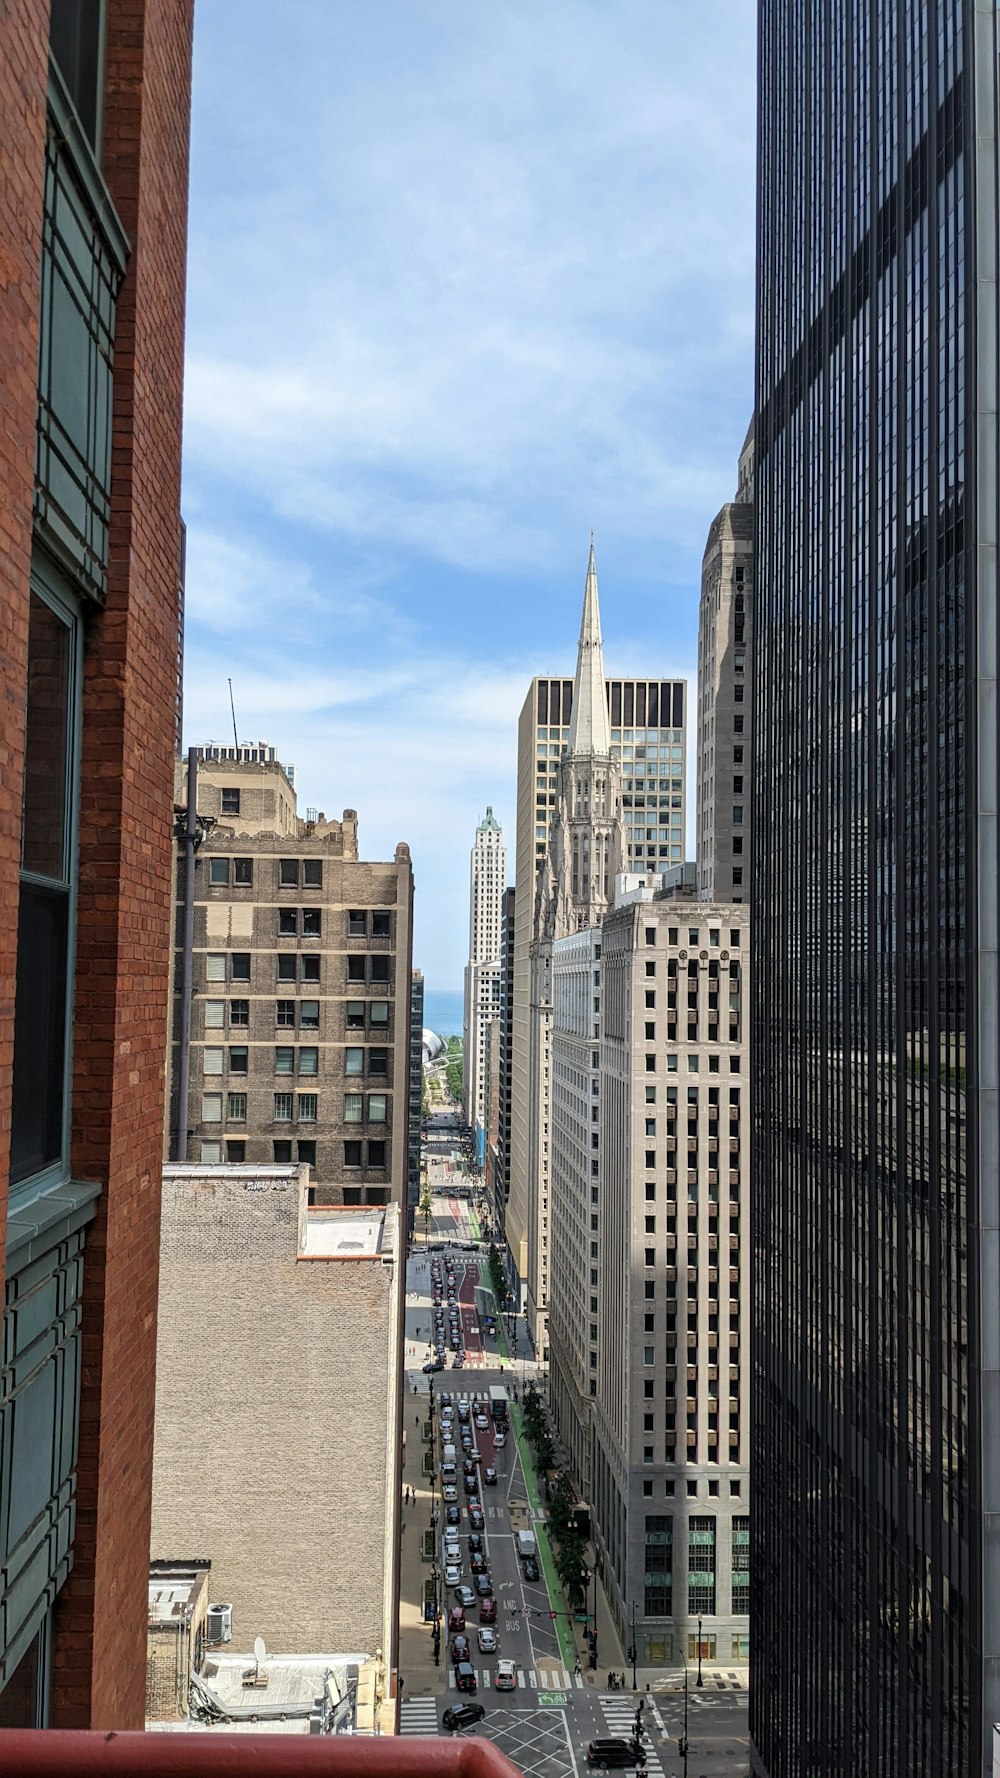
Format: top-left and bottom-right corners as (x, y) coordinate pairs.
(697, 423), (753, 902)
(170, 746), (413, 1208)
(150, 1165), (403, 1690)
(591, 884), (750, 1667)
(506, 550), (687, 1353)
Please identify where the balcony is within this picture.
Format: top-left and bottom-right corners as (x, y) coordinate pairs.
(0, 1732), (522, 1778)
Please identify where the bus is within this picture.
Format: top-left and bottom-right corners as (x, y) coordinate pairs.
(489, 1385), (509, 1424)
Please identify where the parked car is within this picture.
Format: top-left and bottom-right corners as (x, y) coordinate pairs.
(523, 1557), (540, 1582)
(478, 1596), (497, 1624)
(450, 1635), (471, 1664)
(443, 1485), (458, 1503)
(477, 1626), (498, 1653)
(448, 1605), (465, 1632)
(445, 1541), (461, 1564)
(483, 1466), (498, 1486)
(442, 1702), (485, 1733)
(446, 1505), (461, 1527)
(585, 1740), (644, 1769)
(455, 1662), (477, 1694)
(444, 1564), (460, 1586)
(495, 1660), (517, 1691)
(455, 1585), (476, 1607)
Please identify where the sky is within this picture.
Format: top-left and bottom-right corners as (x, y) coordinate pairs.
(181, 1), (757, 989)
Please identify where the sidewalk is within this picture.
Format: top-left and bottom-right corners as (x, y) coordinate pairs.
(397, 1394), (445, 1700)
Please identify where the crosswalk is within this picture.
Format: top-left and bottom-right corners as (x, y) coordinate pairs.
(400, 1697), (440, 1735)
(444, 1664), (585, 1691)
(598, 1697), (666, 1775)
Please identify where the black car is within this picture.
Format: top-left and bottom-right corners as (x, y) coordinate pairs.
(483, 1465), (498, 1485)
(422, 1359), (444, 1374)
(474, 1573), (493, 1598)
(585, 1739), (644, 1769)
(455, 1661), (477, 1694)
(468, 1533), (483, 1553)
(446, 1505), (461, 1526)
(523, 1557), (540, 1581)
(464, 1473), (479, 1494)
(443, 1702), (485, 1733)
(469, 1505), (484, 1529)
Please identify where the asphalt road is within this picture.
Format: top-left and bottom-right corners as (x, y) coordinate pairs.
(403, 1195), (750, 1777)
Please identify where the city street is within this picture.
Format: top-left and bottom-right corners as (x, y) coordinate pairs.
(399, 1190), (749, 1777)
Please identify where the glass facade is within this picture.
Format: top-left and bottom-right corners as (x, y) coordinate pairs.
(752, 4), (1000, 1776)
(533, 679), (687, 865)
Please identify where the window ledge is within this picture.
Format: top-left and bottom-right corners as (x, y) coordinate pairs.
(6, 1175), (102, 1265)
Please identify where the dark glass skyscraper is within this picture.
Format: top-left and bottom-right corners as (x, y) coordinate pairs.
(752, 4), (1000, 1775)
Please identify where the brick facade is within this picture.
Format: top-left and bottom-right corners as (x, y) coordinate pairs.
(0, 0), (193, 1731)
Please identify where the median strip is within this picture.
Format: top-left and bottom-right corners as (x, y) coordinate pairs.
(510, 1405), (578, 1672)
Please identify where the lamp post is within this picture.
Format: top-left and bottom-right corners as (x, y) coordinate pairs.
(628, 1600), (637, 1691)
(696, 1615), (703, 1688)
(676, 1663), (689, 1778)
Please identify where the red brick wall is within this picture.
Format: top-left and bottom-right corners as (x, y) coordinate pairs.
(0, 3), (49, 1259)
(49, 0), (194, 1730)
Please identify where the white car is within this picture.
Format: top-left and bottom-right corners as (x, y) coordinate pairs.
(477, 1627), (498, 1654)
(475, 1413), (489, 1429)
(444, 1564), (460, 1586)
(495, 1659), (517, 1691)
(443, 1485), (458, 1503)
(444, 1541), (461, 1564)
(493, 1431), (507, 1448)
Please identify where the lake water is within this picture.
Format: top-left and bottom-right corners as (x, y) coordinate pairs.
(422, 987), (464, 1039)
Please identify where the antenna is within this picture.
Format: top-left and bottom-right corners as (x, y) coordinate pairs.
(228, 678), (239, 751)
(253, 1635), (266, 1671)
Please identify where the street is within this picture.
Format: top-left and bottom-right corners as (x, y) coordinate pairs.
(399, 1187), (750, 1777)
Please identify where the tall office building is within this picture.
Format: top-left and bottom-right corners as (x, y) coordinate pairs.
(697, 423), (753, 903)
(170, 748), (414, 1212)
(0, 0), (192, 1730)
(753, 6), (1000, 1774)
(462, 808), (506, 1159)
(408, 969), (425, 1232)
(507, 553), (687, 1350)
(489, 887), (516, 1242)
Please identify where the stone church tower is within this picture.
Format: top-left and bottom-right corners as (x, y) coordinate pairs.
(536, 540), (624, 941)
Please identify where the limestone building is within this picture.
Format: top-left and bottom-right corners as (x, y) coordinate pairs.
(697, 424), (754, 902)
(506, 547), (687, 1351)
(591, 884), (750, 1668)
(150, 1165), (403, 1706)
(462, 808), (507, 1159)
(169, 746), (414, 1209)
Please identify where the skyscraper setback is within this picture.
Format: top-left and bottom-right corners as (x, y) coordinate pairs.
(752, 5), (1000, 1775)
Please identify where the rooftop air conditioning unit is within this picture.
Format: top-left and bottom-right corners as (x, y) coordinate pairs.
(206, 1603), (233, 1643)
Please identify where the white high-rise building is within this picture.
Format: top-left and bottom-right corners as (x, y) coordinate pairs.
(462, 809), (506, 1150)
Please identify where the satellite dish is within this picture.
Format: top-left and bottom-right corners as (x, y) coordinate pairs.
(254, 1636), (267, 1666)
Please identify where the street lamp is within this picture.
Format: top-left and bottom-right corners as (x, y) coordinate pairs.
(628, 1600), (637, 1691)
(696, 1615), (703, 1688)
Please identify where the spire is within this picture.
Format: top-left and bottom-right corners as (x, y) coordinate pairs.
(477, 805), (502, 833)
(567, 535), (610, 756)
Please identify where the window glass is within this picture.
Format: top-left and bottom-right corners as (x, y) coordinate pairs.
(206, 953), (226, 981)
(301, 955), (321, 982)
(369, 1001), (389, 1026)
(274, 1093), (293, 1122)
(345, 1048), (364, 1076)
(202, 1093), (222, 1123)
(11, 586), (77, 1188)
(275, 1047), (294, 1075)
(279, 859), (298, 886)
(348, 910), (366, 936)
(299, 1047), (319, 1076)
(303, 860), (322, 887)
(348, 956), (366, 981)
(278, 909), (297, 935)
(300, 1000), (319, 1028)
(298, 1093), (318, 1122)
(204, 1000), (224, 1028)
(227, 1092), (246, 1122)
(200, 1141), (222, 1163)
(297, 1140), (316, 1165)
(371, 955), (390, 982)
(277, 955), (296, 982)
(367, 1093), (387, 1122)
(229, 999), (249, 1026)
(368, 1049), (389, 1077)
(209, 858), (228, 886)
(231, 953), (250, 980)
(344, 1140), (363, 1166)
(203, 1047), (223, 1075)
(226, 1141), (246, 1163)
(221, 788), (240, 814)
(233, 858), (252, 885)
(49, 0), (105, 151)
(276, 1000), (296, 1027)
(371, 911), (391, 937)
(347, 1001), (366, 1028)
(367, 1140), (386, 1167)
(344, 1092), (363, 1121)
(273, 1140), (292, 1163)
(229, 1046), (248, 1074)
(302, 909), (321, 936)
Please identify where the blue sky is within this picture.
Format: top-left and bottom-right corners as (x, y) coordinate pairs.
(181, 1), (757, 989)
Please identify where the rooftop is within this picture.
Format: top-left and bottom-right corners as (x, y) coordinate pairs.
(301, 1206), (395, 1260)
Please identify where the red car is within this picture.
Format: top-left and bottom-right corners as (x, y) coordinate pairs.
(479, 1596), (497, 1624)
(451, 1635), (471, 1664)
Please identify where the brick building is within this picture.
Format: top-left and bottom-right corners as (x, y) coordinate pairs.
(0, 0), (192, 1730)
(150, 1166), (404, 1701)
(169, 747), (414, 1209)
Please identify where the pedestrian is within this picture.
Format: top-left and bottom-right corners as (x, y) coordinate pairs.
(574, 1660), (581, 1677)
(607, 1671), (613, 1690)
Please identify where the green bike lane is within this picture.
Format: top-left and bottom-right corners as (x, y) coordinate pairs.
(476, 1259), (580, 1676)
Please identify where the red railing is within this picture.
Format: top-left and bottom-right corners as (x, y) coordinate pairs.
(0, 1732), (523, 1778)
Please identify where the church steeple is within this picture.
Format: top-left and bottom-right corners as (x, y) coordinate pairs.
(567, 536), (611, 757)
